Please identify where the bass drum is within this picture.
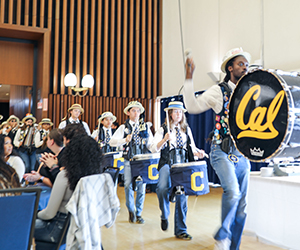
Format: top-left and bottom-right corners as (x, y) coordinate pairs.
(228, 69), (300, 162)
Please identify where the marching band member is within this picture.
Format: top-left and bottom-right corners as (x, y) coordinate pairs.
(5, 115), (20, 145)
(0, 121), (10, 135)
(150, 101), (206, 240)
(35, 118), (53, 164)
(13, 113), (38, 173)
(58, 103), (91, 135)
(95, 111), (117, 154)
(110, 101), (154, 224)
(182, 48), (251, 250)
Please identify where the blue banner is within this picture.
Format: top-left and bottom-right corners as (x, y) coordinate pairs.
(170, 162), (209, 196)
(101, 154), (124, 174)
(130, 158), (159, 184)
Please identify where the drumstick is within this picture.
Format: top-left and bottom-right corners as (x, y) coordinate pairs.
(165, 110), (171, 147)
(166, 111), (170, 134)
(126, 123), (136, 146)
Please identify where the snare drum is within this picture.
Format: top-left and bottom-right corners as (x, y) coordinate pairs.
(101, 151), (124, 174)
(130, 153), (160, 184)
(229, 69), (300, 162)
(170, 161), (209, 196)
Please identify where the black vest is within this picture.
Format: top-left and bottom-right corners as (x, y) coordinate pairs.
(157, 124), (195, 171)
(97, 126), (116, 154)
(66, 119), (83, 125)
(36, 130), (51, 154)
(122, 119), (150, 160)
(212, 82), (232, 143)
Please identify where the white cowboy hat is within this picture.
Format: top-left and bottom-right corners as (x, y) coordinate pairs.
(221, 47), (251, 73)
(68, 103), (84, 114)
(0, 121), (8, 129)
(98, 112), (117, 123)
(39, 118), (53, 126)
(7, 115), (20, 124)
(164, 101), (187, 113)
(22, 113), (37, 124)
(123, 101), (145, 115)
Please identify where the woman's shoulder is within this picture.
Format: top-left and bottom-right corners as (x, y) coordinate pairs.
(7, 155), (23, 164)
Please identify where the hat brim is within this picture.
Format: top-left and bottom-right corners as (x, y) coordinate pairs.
(7, 116), (20, 124)
(68, 107), (84, 114)
(221, 52), (251, 73)
(164, 106), (187, 113)
(22, 117), (37, 124)
(39, 121), (53, 126)
(99, 115), (117, 123)
(123, 105), (145, 115)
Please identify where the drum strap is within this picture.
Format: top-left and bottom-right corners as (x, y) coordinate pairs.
(219, 81), (232, 96)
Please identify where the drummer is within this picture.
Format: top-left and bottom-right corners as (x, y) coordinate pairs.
(58, 103), (91, 136)
(95, 111), (117, 154)
(150, 101), (206, 240)
(182, 48), (251, 250)
(109, 101), (154, 224)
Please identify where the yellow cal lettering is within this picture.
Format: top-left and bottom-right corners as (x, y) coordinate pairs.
(236, 85), (285, 139)
(191, 172), (204, 192)
(114, 157), (124, 172)
(148, 164), (159, 180)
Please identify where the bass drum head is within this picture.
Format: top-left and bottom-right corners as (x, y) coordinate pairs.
(228, 69), (288, 162)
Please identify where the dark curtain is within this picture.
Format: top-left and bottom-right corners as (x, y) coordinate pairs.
(159, 92), (267, 184)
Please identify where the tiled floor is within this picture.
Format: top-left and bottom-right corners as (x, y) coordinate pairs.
(101, 185), (285, 250)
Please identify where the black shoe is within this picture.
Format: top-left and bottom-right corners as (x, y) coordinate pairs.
(161, 219), (168, 231)
(129, 212), (136, 223)
(176, 233), (192, 240)
(136, 216), (145, 224)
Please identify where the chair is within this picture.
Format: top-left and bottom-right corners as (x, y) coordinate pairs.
(0, 186), (41, 250)
(103, 166), (121, 186)
(66, 173), (120, 250)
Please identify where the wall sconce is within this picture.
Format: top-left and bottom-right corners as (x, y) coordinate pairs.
(64, 73), (94, 97)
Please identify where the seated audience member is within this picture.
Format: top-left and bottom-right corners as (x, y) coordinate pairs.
(34, 134), (102, 248)
(23, 129), (64, 187)
(0, 158), (20, 193)
(0, 134), (25, 183)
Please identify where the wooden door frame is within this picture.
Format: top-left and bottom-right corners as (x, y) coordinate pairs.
(0, 23), (50, 122)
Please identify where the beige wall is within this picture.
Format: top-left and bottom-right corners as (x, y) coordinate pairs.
(162, 0), (300, 96)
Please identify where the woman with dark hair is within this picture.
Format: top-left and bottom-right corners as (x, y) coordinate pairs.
(34, 134), (102, 248)
(0, 134), (25, 182)
(61, 123), (87, 145)
(0, 157), (20, 192)
(61, 134), (102, 191)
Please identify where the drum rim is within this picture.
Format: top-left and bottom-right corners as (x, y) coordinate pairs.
(132, 153), (161, 160)
(228, 68), (291, 162)
(171, 160), (207, 167)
